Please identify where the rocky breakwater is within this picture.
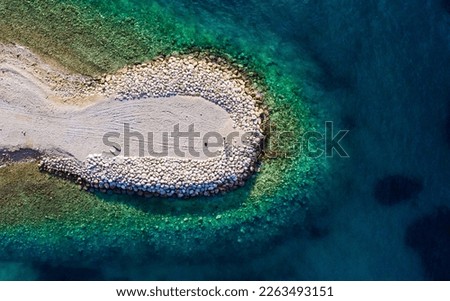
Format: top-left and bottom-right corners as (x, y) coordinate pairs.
(40, 53), (267, 198)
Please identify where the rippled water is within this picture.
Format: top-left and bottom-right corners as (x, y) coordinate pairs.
(1, 0), (450, 280)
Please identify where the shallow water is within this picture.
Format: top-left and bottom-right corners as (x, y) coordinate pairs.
(1, 0), (450, 280)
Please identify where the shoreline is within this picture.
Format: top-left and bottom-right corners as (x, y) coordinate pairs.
(1, 43), (268, 198)
(0, 0), (326, 268)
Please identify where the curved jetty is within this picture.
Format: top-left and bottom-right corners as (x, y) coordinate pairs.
(0, 44), (266, 198)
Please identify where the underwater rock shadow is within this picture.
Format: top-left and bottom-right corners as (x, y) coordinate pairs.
(405, 206), (450, 280)
(373, 174), (423, 205)
(442, 0), (450, 14)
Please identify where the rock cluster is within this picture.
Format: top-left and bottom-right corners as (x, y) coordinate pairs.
(41, 53), (266, 198)
(101, 54), (265, 133)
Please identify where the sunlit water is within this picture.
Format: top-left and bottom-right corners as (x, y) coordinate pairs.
(1, 0), (449, 280)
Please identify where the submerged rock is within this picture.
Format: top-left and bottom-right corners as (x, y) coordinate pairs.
(405, 206), (450, 280)
(373, 174), (423, 205)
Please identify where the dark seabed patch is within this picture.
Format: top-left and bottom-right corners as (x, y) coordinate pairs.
(442, 0), (450, 14)
(306, 223), (330, 240)
(341, 115), (357, 131)
(34, 263), (104, 281)
(373, 175), (423, 205)
(304, 206), (331, 240)
(405, 206), (450, 280)
(304, 50), (356, 92)
(445, 105), (450, 146)
(1, 0), (450, 281)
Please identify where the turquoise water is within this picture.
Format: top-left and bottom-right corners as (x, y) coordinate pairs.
(1, 0), (450, 280)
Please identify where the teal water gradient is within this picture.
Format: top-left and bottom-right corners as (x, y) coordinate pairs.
(1, 0), (450, 280)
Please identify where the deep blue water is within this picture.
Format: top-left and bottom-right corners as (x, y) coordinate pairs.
(144, 0), (450, 280)
(125, 0), (450, 280)
(1, 0), (450, 280)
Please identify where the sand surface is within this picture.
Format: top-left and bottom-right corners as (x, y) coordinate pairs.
(0, 63), (237, 160)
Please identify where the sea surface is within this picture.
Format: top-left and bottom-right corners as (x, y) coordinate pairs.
(1, 0), (450, 280)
